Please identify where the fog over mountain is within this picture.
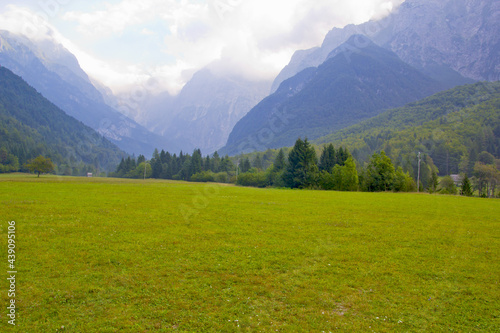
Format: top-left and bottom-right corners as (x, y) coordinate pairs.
(271, 0), (498, 92)
(222, 35), (444, 155)
(0, 30), (178, 156)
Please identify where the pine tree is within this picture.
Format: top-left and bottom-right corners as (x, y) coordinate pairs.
(461, 174), (473, 197)
(253, 155), (263, 170)
(319, 144), (336, 172)
(240, 158), (251, 173)
(283, 138), (318, 189)
(273, 149), (286, 172)
(189, 149), (203, 178)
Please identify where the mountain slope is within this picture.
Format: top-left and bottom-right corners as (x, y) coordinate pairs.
(272, 0), (498, 92)
(0, 30), (176, 156)
(222, 35), (443, 155)
(150, 68), (271, 154)
(0, 66), (126, 173)
(315, 81), (500, 175)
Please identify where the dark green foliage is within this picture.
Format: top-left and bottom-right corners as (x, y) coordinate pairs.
(0, 147), (19, 173)
(240, 158), (252, 173)
(461, 175), (474, 197)
(392, 167), (417, 192)
(477, 151), (495, 165)
(473, 162), (500, 198)
(316, 82), (500, 177)
(112, 149), (235, 183)
(429, 171), (439, 193)
(253, 155), (263, 170)
(0, 66), (125, 174)
(273, 149), (286, 172)
(283, 138), (318, 189)
(364, 151), (396, 192)
(319, 144), (336, 172)
(236, 170), (269, 188)
(439, 176), (458, 195)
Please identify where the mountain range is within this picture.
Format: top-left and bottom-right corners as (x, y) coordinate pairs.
(222, 35), (444, 155)
(0, 0), (498, 163)
(0, 66), (126, 173)
(0, 30), (175, 156)
(271, 0), (498, 93)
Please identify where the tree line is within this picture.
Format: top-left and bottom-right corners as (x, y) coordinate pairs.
(111, 138), (499, 197)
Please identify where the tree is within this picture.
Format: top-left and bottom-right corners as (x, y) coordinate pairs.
(474, 162), (500, 198)
(428, 170), (439, 193)
(240, 158), (251, 173)
(461, 174), (473, 197)
(439, 176), (458, 195)
(319, 144), (336, 172)
(340, 157), (359, 191)
(26, 156), (55, 177)
(392, 167), (416, 192)
(364, 151), (395, 192)
(189, 149), (203, 178)
(477, 151), (495, 166)
(273, 149), (286, 172)
(0, 147), (19, 173)
(210, 151), (221, 173)
(283, 138), (318, 189)
(253, 155), (263, 170)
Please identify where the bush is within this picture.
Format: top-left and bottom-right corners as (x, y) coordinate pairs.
(439, 176), (458, 195)
(191, 171), (215, 183)
(237, 172), (269, 188)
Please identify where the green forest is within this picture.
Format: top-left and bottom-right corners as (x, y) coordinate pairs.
(111, 82), (499, 198)
(0, 67), (126, 175)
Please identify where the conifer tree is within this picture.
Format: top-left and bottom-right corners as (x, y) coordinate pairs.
(461, 174), (473, 197)
(319, 144), (336, 172)
(283, 138), (318, 189)
(273, 149), (286, 172)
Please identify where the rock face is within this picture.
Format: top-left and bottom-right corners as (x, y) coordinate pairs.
(0, 30), (176, 156)
(271, 0), (498, 93)
(152, 69), (271, 154)
(222, 36), (444, 155)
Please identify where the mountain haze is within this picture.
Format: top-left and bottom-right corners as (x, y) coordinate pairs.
(150, 69), (271, 154)
(0, 31), (176, 156)
(223, 35), (443, 155)
(272, 0), (498, 92)
(0, 66), (126, 173)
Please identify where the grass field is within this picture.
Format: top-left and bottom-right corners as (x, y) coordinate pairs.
(0, 174), (499, 332)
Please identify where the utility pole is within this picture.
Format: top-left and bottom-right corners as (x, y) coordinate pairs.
(144, 160), (147, 180)
(417, 152), (422, 193)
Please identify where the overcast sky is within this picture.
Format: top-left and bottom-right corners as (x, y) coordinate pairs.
(0, 0), (404, 95)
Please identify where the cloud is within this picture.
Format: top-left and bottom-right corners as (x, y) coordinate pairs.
(1, 0), (405, 95)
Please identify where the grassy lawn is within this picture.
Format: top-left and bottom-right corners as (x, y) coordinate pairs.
(0, 174), (498, 332)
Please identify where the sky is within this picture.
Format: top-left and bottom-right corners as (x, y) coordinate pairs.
(0, 0), (404, 95)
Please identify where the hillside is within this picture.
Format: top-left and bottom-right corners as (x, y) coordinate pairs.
(0, 66), (126, 174)
(315, 81), (500, 175)
(222, 35), (443, 155)
(0, 30), (175, 156)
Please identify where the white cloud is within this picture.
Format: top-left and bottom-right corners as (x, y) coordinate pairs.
(1, 0), (405, 95)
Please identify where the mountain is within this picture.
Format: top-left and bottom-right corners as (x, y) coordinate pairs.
(222, 35), (443, 155)
(147, 68), (271, 154)
(271, 0), (498, 93)
(0, 66), (126, 173)
(0, 30), (176, 156)
(315, 81), (500, 175)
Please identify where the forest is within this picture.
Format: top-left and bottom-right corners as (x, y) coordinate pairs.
(0, 67), (126, 176)
(111, 136), (499, 198)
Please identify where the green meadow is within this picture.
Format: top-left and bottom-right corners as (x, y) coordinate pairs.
(0, 174), (498, 332)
